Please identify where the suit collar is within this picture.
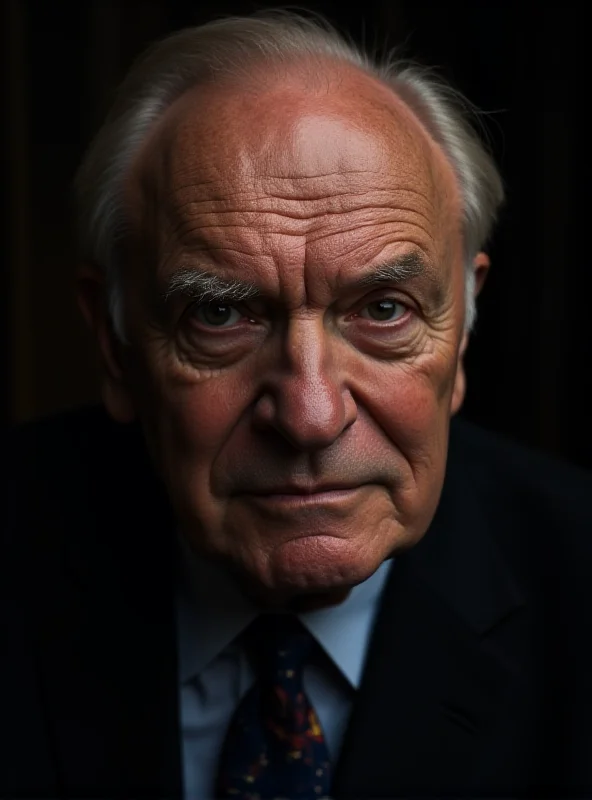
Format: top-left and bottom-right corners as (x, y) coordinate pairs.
(408, 424), (524, 636)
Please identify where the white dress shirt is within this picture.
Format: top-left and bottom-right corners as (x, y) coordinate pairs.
(176, 534), (393, 800)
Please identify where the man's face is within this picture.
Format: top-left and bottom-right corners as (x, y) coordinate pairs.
(104, 67), (467, 602)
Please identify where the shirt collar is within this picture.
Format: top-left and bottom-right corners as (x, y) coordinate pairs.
(298, 558), (392, 687)
(177, 532), (393, 689)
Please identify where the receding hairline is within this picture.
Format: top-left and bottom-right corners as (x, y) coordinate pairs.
(125, 55), (462, 230)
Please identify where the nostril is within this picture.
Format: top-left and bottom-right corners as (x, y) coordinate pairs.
(252, 393), (276, 426)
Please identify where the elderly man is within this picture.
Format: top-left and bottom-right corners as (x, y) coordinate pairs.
(3, 11), (592, 800)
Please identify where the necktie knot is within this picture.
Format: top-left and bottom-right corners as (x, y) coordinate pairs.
(245, 613), (316, 682)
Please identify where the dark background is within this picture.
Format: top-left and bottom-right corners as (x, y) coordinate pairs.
(3, 1), (590, 469)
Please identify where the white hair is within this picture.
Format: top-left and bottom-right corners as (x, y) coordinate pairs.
(74, 10), (504, 342)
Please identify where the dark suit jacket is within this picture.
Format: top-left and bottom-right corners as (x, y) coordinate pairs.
(2, 406), (592, 798)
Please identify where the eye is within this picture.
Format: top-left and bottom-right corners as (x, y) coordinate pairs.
(191, 302), (243, 328)
(359, 299), (407, 322)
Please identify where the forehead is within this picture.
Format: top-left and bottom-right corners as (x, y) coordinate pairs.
(134, 62), (458, 207)
(127, 62), (462, 295)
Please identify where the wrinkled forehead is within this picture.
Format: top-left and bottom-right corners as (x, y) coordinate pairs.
(129, 63), (460, 223)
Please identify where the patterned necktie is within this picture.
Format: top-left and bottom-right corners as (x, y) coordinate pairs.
(215, 613), (332, 799)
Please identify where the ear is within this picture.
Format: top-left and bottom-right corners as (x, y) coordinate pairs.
(450, 252), (490, 415)
(76, 265), (135, 423)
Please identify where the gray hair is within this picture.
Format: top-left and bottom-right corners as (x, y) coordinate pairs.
(74, 10), (504, 342)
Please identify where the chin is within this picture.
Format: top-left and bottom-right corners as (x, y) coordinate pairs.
(244, 533), (389, 599)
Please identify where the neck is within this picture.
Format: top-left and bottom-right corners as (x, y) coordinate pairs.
(239, 580), (352, 612)
(285, 588), (352, 612)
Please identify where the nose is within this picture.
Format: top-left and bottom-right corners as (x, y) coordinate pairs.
(252, 319), (357, 451)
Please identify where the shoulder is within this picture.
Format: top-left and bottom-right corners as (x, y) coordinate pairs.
(5, 404), (131, 469)
(4, 405), (148, 490)
(450, 414), (592, 506)
(3, 406), (154, 551)
(449, 415), (592, 574)
(2, 406), (172, 609)
(450, 414), (592, 494)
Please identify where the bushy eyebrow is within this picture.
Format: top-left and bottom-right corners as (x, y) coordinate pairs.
(162, 269), (262, 304)
(162, 252), (432, 304)
(353, 252), (428, 290)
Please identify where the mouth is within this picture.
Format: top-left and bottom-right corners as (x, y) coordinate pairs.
(245, 486), (365, 508)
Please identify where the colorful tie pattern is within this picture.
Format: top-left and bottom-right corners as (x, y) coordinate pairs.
(215, 613), (332, 799)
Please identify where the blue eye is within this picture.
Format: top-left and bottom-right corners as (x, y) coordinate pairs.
(360, 299), (406, 322)
(192, 302), (243, 327)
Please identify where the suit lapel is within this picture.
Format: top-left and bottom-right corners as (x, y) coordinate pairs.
(34, 419), (183, 797)
(333, 423), (526, 798)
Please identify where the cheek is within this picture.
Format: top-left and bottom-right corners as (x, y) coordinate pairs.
(162, 378), (247, 459)
(363, 355), (456, 466)
(138, 374), (249, 535)
(132, 354), (250, 492)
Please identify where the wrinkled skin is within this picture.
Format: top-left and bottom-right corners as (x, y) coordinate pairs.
(79, 64), (489, 608)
